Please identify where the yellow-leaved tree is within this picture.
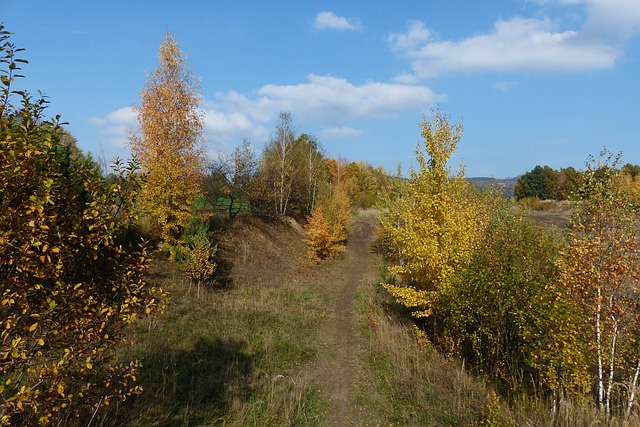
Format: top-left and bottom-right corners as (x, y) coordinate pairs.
(379, 109), (484, 318)
(129, 32), (205, 242)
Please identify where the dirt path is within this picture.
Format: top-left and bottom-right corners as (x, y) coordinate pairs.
(307, 212), (381, 426)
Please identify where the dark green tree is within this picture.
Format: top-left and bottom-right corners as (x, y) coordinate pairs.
(556, 166), (582, 200)
(514, 165), (559, 200)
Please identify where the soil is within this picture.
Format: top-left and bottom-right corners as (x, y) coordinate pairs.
(303, 212), (382, 426)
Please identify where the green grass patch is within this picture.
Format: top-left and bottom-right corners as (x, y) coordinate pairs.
(97, 218), (326, 426)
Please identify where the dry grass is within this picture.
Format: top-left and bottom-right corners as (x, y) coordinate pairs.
(354, 284), (492, 426)
(520, 199), (573, 229)
(82, 212), (640, 427)
(92, 216), (326, 427)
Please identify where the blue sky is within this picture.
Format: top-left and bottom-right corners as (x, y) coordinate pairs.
(4, 0), (640, 178)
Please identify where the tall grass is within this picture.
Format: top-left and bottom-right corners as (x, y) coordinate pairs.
(352, 282), (494, 426)
(361, 278), (640, 427)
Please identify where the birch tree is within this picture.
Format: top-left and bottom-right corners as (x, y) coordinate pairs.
(380, 109), (485, 318)
(263, 112), (297, 216)
(558, 151), (640, 415)
(129, 32), (205, 241)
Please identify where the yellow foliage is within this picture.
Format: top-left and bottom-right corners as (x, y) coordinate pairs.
(305, 183), (352, 262)
(378, 109), (485, 317)
(129, 32), (205, 242)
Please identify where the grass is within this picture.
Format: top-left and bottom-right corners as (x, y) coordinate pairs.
(353, 282), (491, 426)
(94, 216), (326, 426)
(84, 211), (640, 427)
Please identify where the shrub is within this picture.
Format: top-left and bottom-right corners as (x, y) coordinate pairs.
(0, 26), (164, 425)
(175, 215), (217, 296)
(305, 184), (351, 263)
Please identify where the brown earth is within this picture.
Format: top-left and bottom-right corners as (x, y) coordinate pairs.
(301, 211), (382, 426)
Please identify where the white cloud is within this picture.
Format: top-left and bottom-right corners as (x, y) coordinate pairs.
(493, 81), (520, 90)
(106, 106), (136, 124)
(88, 106), (136, 148)
(255, 74), (440, 119)
(320, 126), (364, 139)
(391, 17), (619, 80)
(201, 109), (269, 148)
(389, 20), (431, 52)
(87, 116), (107, 126)
(390, 0), (640, 80)
(577, 0), (640, 38)
(314, 11), (362, 31)
(96, 75), (440, 151)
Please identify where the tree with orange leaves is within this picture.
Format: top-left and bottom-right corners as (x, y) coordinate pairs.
(558, 150), (640, 415)
(129, 32), (205, 242)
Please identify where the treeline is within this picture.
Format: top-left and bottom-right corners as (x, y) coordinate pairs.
(378, 110), (640, 423)
(515, 163), (640, 201)
(202, 111), (389, 261)
(0, 27), (390, 425)
(203, 113), (389, 220)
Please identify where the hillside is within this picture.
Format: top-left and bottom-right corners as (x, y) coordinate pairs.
(102, 212), (496, 426)
(468, 176), (519, 198)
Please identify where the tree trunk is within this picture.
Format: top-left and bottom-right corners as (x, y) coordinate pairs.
(596, 287), (604, 411)
(605, 317), (618, 415)
(627, 359), (640, 418)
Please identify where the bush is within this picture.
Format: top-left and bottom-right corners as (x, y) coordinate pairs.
(0, 26), (164, 425)
(305, 184), (351, 263)
(174, 214), (217, 295)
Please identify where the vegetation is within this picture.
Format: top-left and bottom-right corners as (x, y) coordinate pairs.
(379, 109), (484, 319)
(0, 26), (164, 425)
(558, 151), (640, 415)
(305, 181), (352, 262)
(514, 162), (640, 202)
(378, 111), (640, 423)
(204, 139), (258, 218)
(6, 19), (640, 426)
(128, 32), (206, 242)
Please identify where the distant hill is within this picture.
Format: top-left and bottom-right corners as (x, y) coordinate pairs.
(467, 176), (519, 198)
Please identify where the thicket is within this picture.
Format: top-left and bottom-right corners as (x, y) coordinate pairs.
(515, 162), (640, 202)
(379, 110), (640, 422)
(0, 26), (164, 425)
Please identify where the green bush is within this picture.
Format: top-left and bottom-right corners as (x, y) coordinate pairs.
(171, 214), (217, 294)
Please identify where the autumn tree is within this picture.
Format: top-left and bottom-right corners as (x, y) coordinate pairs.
(441, 199), (588, 395)
(205, 139), (258, 217)
(556, 166), (582, 200)
(260, 112), (298, 217)
(0, 26), (163, 425)
(558, 151), (640, 415)
(305, 177), (352, 262)
(129, 32), (205, 242)
(297, 133), (325, 215)
(255, 114), (325, 218)
(379, 109), (484, 319)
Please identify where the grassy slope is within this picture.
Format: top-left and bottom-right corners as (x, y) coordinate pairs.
(96, 213), (521, 426)
(104, 217), (326, 426)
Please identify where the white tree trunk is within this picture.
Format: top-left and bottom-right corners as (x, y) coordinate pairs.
(605, 317), (618, 415)
(627, 359), (640, 418)
(596, 287), (604, 411)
